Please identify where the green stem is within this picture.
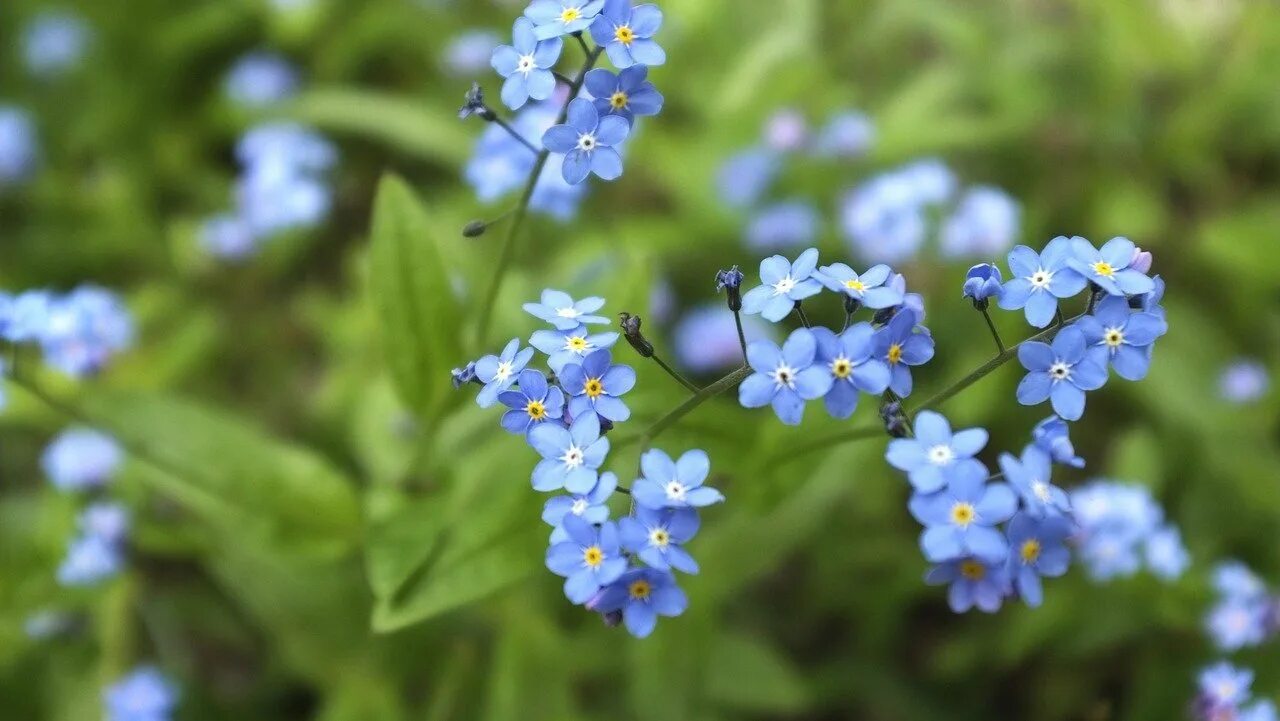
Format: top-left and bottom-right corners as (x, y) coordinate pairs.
(979, 307), (1005, 353)
(650, 353), (699, 393)
(490, 116), (538, 155)
(614, 366), (751, 449)
(794, 304), (812, 328)
(769, 425), (882, 468)
(474, 47), (603, 347)
(732, 310), (748, 361)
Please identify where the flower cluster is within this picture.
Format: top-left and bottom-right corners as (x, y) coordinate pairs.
(39, 427), (132, 587)
(104, 666), (179, 721)
(1205, 561), (1278, 652)
(59, 502), (130, 587)
(1070, 481), (1188, 581)
(1193, 663), (1276, 721)
(0, 104), (39, 184)
(455, 289), (724, 637)
(0, 286), (134, 378)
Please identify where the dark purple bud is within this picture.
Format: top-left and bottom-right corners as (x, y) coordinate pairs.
(451, 361), (479, 389)
(961, 263), (1003, 310)
(880, 400), (909, 438)
(715, 266), (744, 311)
(601, 610), (623, 628)
(598, 417), (615, 434)
(618, 312), (654, 358)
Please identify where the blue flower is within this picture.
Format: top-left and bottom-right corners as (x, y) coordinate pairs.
(717, 148), (779, 209)
(890, 412), (988, 496)
(523, 289), (609, 331)
(940, 186), (1020, 259)
(104, 666), (178, 721)
(22, 12), (90, 76)
(1067, 236), (1156, 296)
(811, 325), (891, 419)
(909, 460), (1017, 562)
(37, 286), (135, 378)
(1030, 415), (1085, 468)
(997, 445), (1070, 518)
(744, 201), (820, 251)
(925, 557), (1010, 614)
(1213, 561), (1269, 602)
(1005, 513), (1072, 607)
(42, 428), (124, 491)
(839, 160), (956, 264)
(672, 303), (773, 373)
(1207, 599), (1270, 652)
(543, 471), (616, 541)
(529, 323), (620, 373)
(442, 30), (503, 76)
(810, 111), (875, 159)
(498, 369), (566, 434)
(1070, 481), (1165, 581)
(1144, 526), (1189, 581)
(1242, 702), (1279, 721)
(740, 248), (824, 322)
(872, 308), (935, 397)
(620, 506), (700, 573)
(590, 567), (687, 638)
(1015, 325), (1107, 421)
(525, 0), (606, 39)
(542, 98), (630, 184)
(223, 52), (299, 108)
(632, 448), (724, 509)
(1076, 295), (1165, 381)
(1220, 359), (1269, 404)
(815, 263), (903, 310)
(584, 66), (664, 123)
(961, 263), (1003, 305)
(997, 237), (1089, 328)
(529, 412), (610, 493)
(58, 534), (124, 587)
(545, 516), (627, 604)
(491, 18), (563, 111)
(475, 339), (536, 408)
(763, 108), (808, 152)
(80, 503), (130, 545)
(199, 214), (257, 260)
(738, 328), (833, 425)
(1199, 662), (1254, 709)
(589, 0), (665, 68)
(0, 106), (39, 184)
(560, 348), (636, 422)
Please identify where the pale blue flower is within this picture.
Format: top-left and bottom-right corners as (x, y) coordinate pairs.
(589, 0), (665, 68)
(740, 248), (824, 323)
(940, 186), (1020, 258)
(738, 328), (832, 425)
(632, 448), (724, 509)
(523, 289), (609, 330)
(474, 339), (536, 407)
(491, 18), (563, 110)
(105, 666), (178, 721)
(1067, 236), (1156, 296)
(224, 52), (299, 107)
(528, 411), (610, 493)
(997, 236), (1089, 328)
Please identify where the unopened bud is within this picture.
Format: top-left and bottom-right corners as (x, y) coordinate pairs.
(715, 266), (744, 311)
(462, 220), (488, 238)
(618, 312), (654, 358)
(880, 400), (910, 438)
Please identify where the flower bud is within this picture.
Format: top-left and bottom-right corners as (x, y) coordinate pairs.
(880, 400), (909, 438)
(462, 220), (488, 238)
(450, 361), (478, 389)
(715, 266), (744, 311)
(961, 263), (1003, 310)
(1130, 246), (1153, 274)
(458, 83), (495, 121)
(618, 312), (654, 358)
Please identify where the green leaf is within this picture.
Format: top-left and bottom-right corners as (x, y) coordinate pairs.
(287, 88), (473, 165)
(705, 633), (809, 714)
(369, 174), (462, 423)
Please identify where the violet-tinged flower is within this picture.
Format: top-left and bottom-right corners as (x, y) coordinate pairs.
(584, 66), (663, 123)
(717, 148), (779, 209)
(1015, 325), (1108, 421)
(997, 236), (1089, 328)
(529, 323), (620, 374)
(590, 567), (687, 638)
(491, 18), (563, 111)
(815, 263), (903, 310)
(1207, 599), (1270, 652)
(1067, 236), (1156, 296)
(475, 339), (535, 408)
(523, 288), (609, 330)
(589, 0), (665, 68)
(1130, 246), (1153, 274)
(543, 471), (616, 541)
(1005, 513), (1072, 607)
(1199, 662), (1254, 709)
(909, 459), (1017, 562)
(962, 263), (1003, 307)
(560, 348), (636, 422)
(525, 0), (606, 40)
(1030, 415), (1085, 468)
(80, 503), (130, 545)
(738, 328), (832, 425)
(545, 515), (627, 603)
(998, 445), (1070, 518)
(1076, 295), (1165, 381)
(620, 506), (700, 573)
(745, 201), (820, 251)
(529, 411), (610, 493)
(542, 98), (630, 184)
(1220, 360), (1269, 404)
(873, 308), (935, 397)
(740, 248), (824, 323)
(763, 109), (808, 152)
(811, 325), (891, 420)
(885, 412), (992, 494)
(498, 369), (566, 434)
(632, 448), (724, 509)
(925, 557), (1011, 614)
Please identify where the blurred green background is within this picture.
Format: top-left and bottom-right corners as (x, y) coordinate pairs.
(2, 0), (1278, 718)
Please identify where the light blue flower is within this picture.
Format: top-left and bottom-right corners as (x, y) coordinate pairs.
(738, 328), (833, 425)
(815, 262), (903, 310)
(811, 325), (891, 420)
(22, 12), (90, 76)
(1144, 526), (1189, 581)
(1242, 702), (1279, 721)
(0, 105), (39, 183)
(105, 666), (178, 721)
(925, 557), (1010, 614)
(545, 515), (627, 603)
(590, 567), (687, 638)
(1015, 325), (1108, 421)
(58, 534), (124, 587)
(740, 248), (824, 322)
(1213, 561), (1269, 602)
(744, 201), (820, 251)
(632, 448), (724, 509)
(491, 18), (563, 110)
(442, 30), (502, 75)
(839, 160), (956, 264)
(525, 0), (606, 39)
(717, 148), (779, 209)
(199, 214), (257, 260)
(80, 503), (130, 545)
(998, 445), (1070, 518)
(498, 369), (565, 434)
(811, 111), (874, 159)
(584, 66), (664, 123)
(1005, 513), (1072, 607)
(872, 308), (935, 397)
(523, 289), (609, 331)
(560, 348), (636, 422)
(1030, 415), (1085, 468)
(620, 506), (700, 573)
(1206, 598), (1269, 652)
(589, 0), (665, 68)
(763, 108), (808, 152)
(909, 460), (1017, 563)
(997, 237), (1089, 328)
(1, 290), (53, 342)
(1199, 662), (1254, 709)
(961, 263), (1003, 306)
(672, 303), (772, 373)
(543, 471), (616, 542)
(1070, 481), (1166, 581)
(542, 98), (630, 184)
(474, 338), (536, 407)
(42, 428), (124, 491)
(1219, 359), (1269, 404)
(1076, 295), (1164, 381)
(529, 323), (619, 373)
(940, 186), (1020, 259)
(1067, 236), (1155, 296)
(887, 409), (991, 493)
(224, 52), (299, 107)
(529, 411), (610, 493)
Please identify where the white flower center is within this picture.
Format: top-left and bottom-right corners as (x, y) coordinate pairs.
(770, 364), (797, 389)
(926, 444), (954, 466)
(560, 445), (585, 469)
(517, 55), (535, 74)
(648, 527), (670, 548)
(1031, 481), (1052, 503)
(577, 133), (598, 151)
(494, 361), (514, 382)
(570, 498), (589, 515)
(772, 275), (796, 295)
(665, 480), (687, 502)
(556, 306), (581, 319)
(1029, 268), (1053, 290)
(1048, 361), (1072, 381)
(1103, 327), (1125, 348)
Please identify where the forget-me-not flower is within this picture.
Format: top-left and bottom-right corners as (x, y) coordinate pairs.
(811, 111), (875, 158)
(815, 263), (903, 310)
(1005, 513), (1072, 607)
(589, 0), (665, 68)
(1067, 236), (1156, 296)
(529, 411), (610, 493)
(1207, 598), (1270, 652)
(745, 202), (820, 251)
(475, 339), (535, 408)
(443, 30), (503, 76)
(1144, 526), (1189, 581)
(200, 214), (257, 260)
(224, 52), (299, 108)
(672, 303), (773, 373)
(998, 237), (1089, 328)
(525, 0), (605, 39)
(38, 286), (135, 378)
(1219, 360), (1270, 404)
(1199, 662), (1254, 709)
(717, 148), (780, 209)
(543, 471), (616, 542)
(0, 106), (39, 183)
(1030, 415), (1085, 468)
(23, 12), (90, 76)
(908, 459), (1017, 562)
(560, 348), (636, 422)
(584, 66), (663, 123)
(811, 325), (891, 420)
(105, 666), (178, 721)
(542, 98), (630, 184)
(632, 448), (724, 509)
(740, 248), (824, 323)
(529, 323), (619, 373)
(940, 186), (1020, 259)
(590, 567), (687, 638)
(1016, 325), (1108, 420)
(1076, 295), (1164, 381)
(545, 516), (627, 603)
(620, 506), (700, 573)
(925, 557), (1010, 614)
(58, 534), (124, 587)
(491, 18), (563, 110)
(1214, 561), (1269, 602)
(498, 369), (565, 435)
(523, 288), (609, 330)
(738, 328), (833, 425)
(873, 308), (935, 397)
(1070, 481), (1166, 581)
(42, 429), (124, 491)
(998, 445), (1070, 518)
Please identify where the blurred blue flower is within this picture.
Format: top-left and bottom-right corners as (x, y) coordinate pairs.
(672, 303), (772, 374)
(58, 534), (124, 587)
(523, 288), (609, 330)
(491, 18), (563, 110)
(811, 111), (874, 158)
(590, 567), (687, 638)
(465, 100), (589, 219)
(1005, 513), (1072, 607)
(1242, 702), (1279, 721)
(908, 459), (1016, 563)
(815, 262), (903, 310)
(545, 515), (626, 603)
(872, 308), (935, 397)
(589, 0), (665, 68)
(529, 323), (619, 374)
(442, 29), (502, 75)
(716, 148), (779, 208)
(1199, 662), (1253, 709)
(1220, 359), (1269, 404)
(940, 186), (1020, 258)
(525, 0), (605, 39)
(620, 506), (700, 573)
(37, 287), (134, 377)
(23, 11), (90, 76)
(839, 159), (956, 264)
(738, 328), (832, 425)
(475, 338), (535, 407)
(1214, 561), (1269, 602)
(1070, 481), (1167, 581)
(811, 324), (891, 420)
(884, 414), (987, 490)
(632, 448), (724, 509)
(1144, 526), (1189, 581)
(740, 248), (824, 322)
(961, 263), (1003, 305)
(1016, 325), (1107, 421)
(1067, 236), (1155, 296)
(529, 412), (610, 493)
(543, 98), (630, 184)
(80, 503), (130, 544)
(744, 201), (820, 250)
(543, 471), (616, 541)
(1031, 415), (1085, 468)
(584, 66), (663, 123)
(104, 666), (177, 721)
(1207, 598), (1270, 652)
(560, 348), (636, 422)
(0, 106), (39, 184)
(925, 557), (1010, 614)
(997, 237), (1089, 328)
(42, 428), (124, 491)
(237, 123), (337, 172)
(998, 445), (1069, 518)
(224, 52), (298, 107)
(231, 123), (336, 240)
(1, 290), (53, 342)
(498, 369), (566, 434)
(199, 213), (257, 260)
(763, 108), (808, 153)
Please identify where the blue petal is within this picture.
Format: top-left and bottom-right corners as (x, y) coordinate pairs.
(1111, 345), (1150, 381)
(886, 439), (926, 471)
(922, 527), (965, 562)
(593, 395), (631, 422)
(759, 255), (790, 284)
(823, 381), (858, 420)
(590, 147), (624, 181)
(561, 149), (592, 184)
(583, 68), (617, 98)
(1049, 382), (1085, 421)
(738, 373), (776, 408)
(675, 450), (710, 486)
(771, 388), (805, 425)
(1018, 341), (1054, 371)
(595, 115), (630, 146)
(781, 328), (817, 368)
(491, 46), (520, 76)
(1017, 372), (1052, 405)
(566, 97), (598, 133)
(761, 294), (795, 323)
(1024, 291), (1057, 328)
(630, 4), (663, 35)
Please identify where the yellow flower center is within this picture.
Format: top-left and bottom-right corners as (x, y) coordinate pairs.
(614, 25), (635, 45)
(844, 279), (867, 292)
(568, 336), (589, 352)
(887, 343), (903, 365)
(525, 400), (546, 420)
(583, 545), (604, 567)
(560, 7), (581, 23)
(1020, 539), (1042, 564)
(831, 358), (853, 379)
(609, 91), (629, 110)
(960, 560), (986, 580)
(950, 502), (976, 528)
(1091, 261), (1115, 277)
(628, 579), (652, 600)
(584, 378), (604, 398)
(1104, 328), (1124, 347)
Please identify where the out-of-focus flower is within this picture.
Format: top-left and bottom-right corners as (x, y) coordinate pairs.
(811, 111), (874, 158)
(744, 201), (820, 250)
(672, 303), (771, 373)
(763, 108), (807, 153)
(104, 666), (178, 721)
(940, 187), (1020, 258)
(1219, 359), (1269, 404)
(717, 148), (779, 209)
(0, 106), (39, 184)
(442, 30), (502, 75)
(23, 11), (90, 76)
(224, 52), (299, 107)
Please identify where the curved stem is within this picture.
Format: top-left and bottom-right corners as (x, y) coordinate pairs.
(650, 353), (699, 393)
(613, 366), (751, 450)
(979, 307), (1005, 353)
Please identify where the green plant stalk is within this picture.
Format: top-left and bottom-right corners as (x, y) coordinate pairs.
(614, 365), (752, 450)
(732, 310), (748, 361)
(979, 307), (1005, 352)
(650, 352), (700, 393)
